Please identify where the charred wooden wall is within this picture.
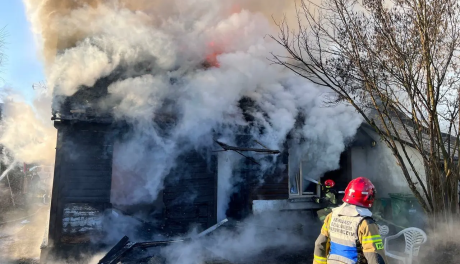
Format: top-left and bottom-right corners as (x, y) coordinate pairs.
(162, 150), (217, 235)
(49, 121), (114, 245)
(227, 134), (289, 220)
(49, 121), (218, 244)
(250, 151), (289, 201)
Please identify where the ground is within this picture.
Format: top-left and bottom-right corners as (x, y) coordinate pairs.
(1, 204), (453, 264)
(0, 203), (49, 264)
(117, 247), (315, 264)
(415, 241), (460, 264)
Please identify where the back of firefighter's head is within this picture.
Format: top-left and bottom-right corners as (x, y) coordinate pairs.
(324, 179), (335, 188)
(343, 177), (376, 208)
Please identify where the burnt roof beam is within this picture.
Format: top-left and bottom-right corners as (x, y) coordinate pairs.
(214, 140), (280, 154)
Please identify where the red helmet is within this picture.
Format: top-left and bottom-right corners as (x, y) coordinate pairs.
(324, 179), (335, 188)
(343, 177), (376, 208)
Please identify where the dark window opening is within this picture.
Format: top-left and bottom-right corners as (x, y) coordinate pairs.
(320, 149), (352, 200)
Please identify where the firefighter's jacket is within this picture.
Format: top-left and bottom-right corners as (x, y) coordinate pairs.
(316, 191), (338, 222)
(313, 203), (387, 264)
(325, 191), (337, 205)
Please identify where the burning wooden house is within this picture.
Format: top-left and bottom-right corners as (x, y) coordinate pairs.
(39, 66), (292, 261)
(40, 62), (427, 263)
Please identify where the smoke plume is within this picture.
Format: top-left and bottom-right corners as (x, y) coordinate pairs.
(160, 211), (313, 264)
(15, 0), (364, 261)
(23, 0), (300, 65)
(21, 0), (363, 207)
(0, 94), (56, 165)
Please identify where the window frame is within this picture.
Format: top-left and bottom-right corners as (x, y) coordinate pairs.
(288, 158), (321, 199)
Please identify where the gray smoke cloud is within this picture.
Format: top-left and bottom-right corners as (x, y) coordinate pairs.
(16, 0), (364, 262)
(20, 0), (363, 213)
(217, 150), (242, 221)
(160, 211), (313, 264)
(0, 93), (56, 165)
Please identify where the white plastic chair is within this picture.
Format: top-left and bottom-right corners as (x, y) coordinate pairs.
(378, 224), (390, 237)
(384, 227), (427, 264)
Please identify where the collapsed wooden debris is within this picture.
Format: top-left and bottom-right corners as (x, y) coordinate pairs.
(98, 219), (229, 264)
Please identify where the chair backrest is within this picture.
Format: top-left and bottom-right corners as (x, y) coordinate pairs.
(378, 224), (389, 236)
(402, 227), (427, 256)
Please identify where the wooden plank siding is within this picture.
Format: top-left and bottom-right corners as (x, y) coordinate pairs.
(162, 150), (217, 236)
(227, 134), (289, 219)
(48, 122), (114, 245)
(249, 150), (289, 203)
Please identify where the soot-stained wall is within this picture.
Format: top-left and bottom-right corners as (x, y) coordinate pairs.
(48, 121), (219, 245)
(49, 121), (114, 245)
(163, 150), (218, 235)
(226, 134), (289, 220)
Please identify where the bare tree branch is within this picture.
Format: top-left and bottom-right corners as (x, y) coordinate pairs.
(272, 0), (460, 225)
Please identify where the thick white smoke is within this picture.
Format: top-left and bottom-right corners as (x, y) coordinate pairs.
(19, 0), (363, 210)
(160, 212), (311, 264)
(217, 148), (243, 221)
(15, 1), (364, 261)
(0, 93), (56, 165)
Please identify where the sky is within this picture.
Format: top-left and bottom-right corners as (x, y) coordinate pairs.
(0, 0), (45, 103)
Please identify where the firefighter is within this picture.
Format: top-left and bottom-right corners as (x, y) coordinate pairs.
(314, 179), (338, 222)
(313, 177), (387, 264)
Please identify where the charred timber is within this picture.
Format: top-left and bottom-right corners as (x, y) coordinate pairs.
(98, 219), (229, 264)
(215, 141), (280, 154)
